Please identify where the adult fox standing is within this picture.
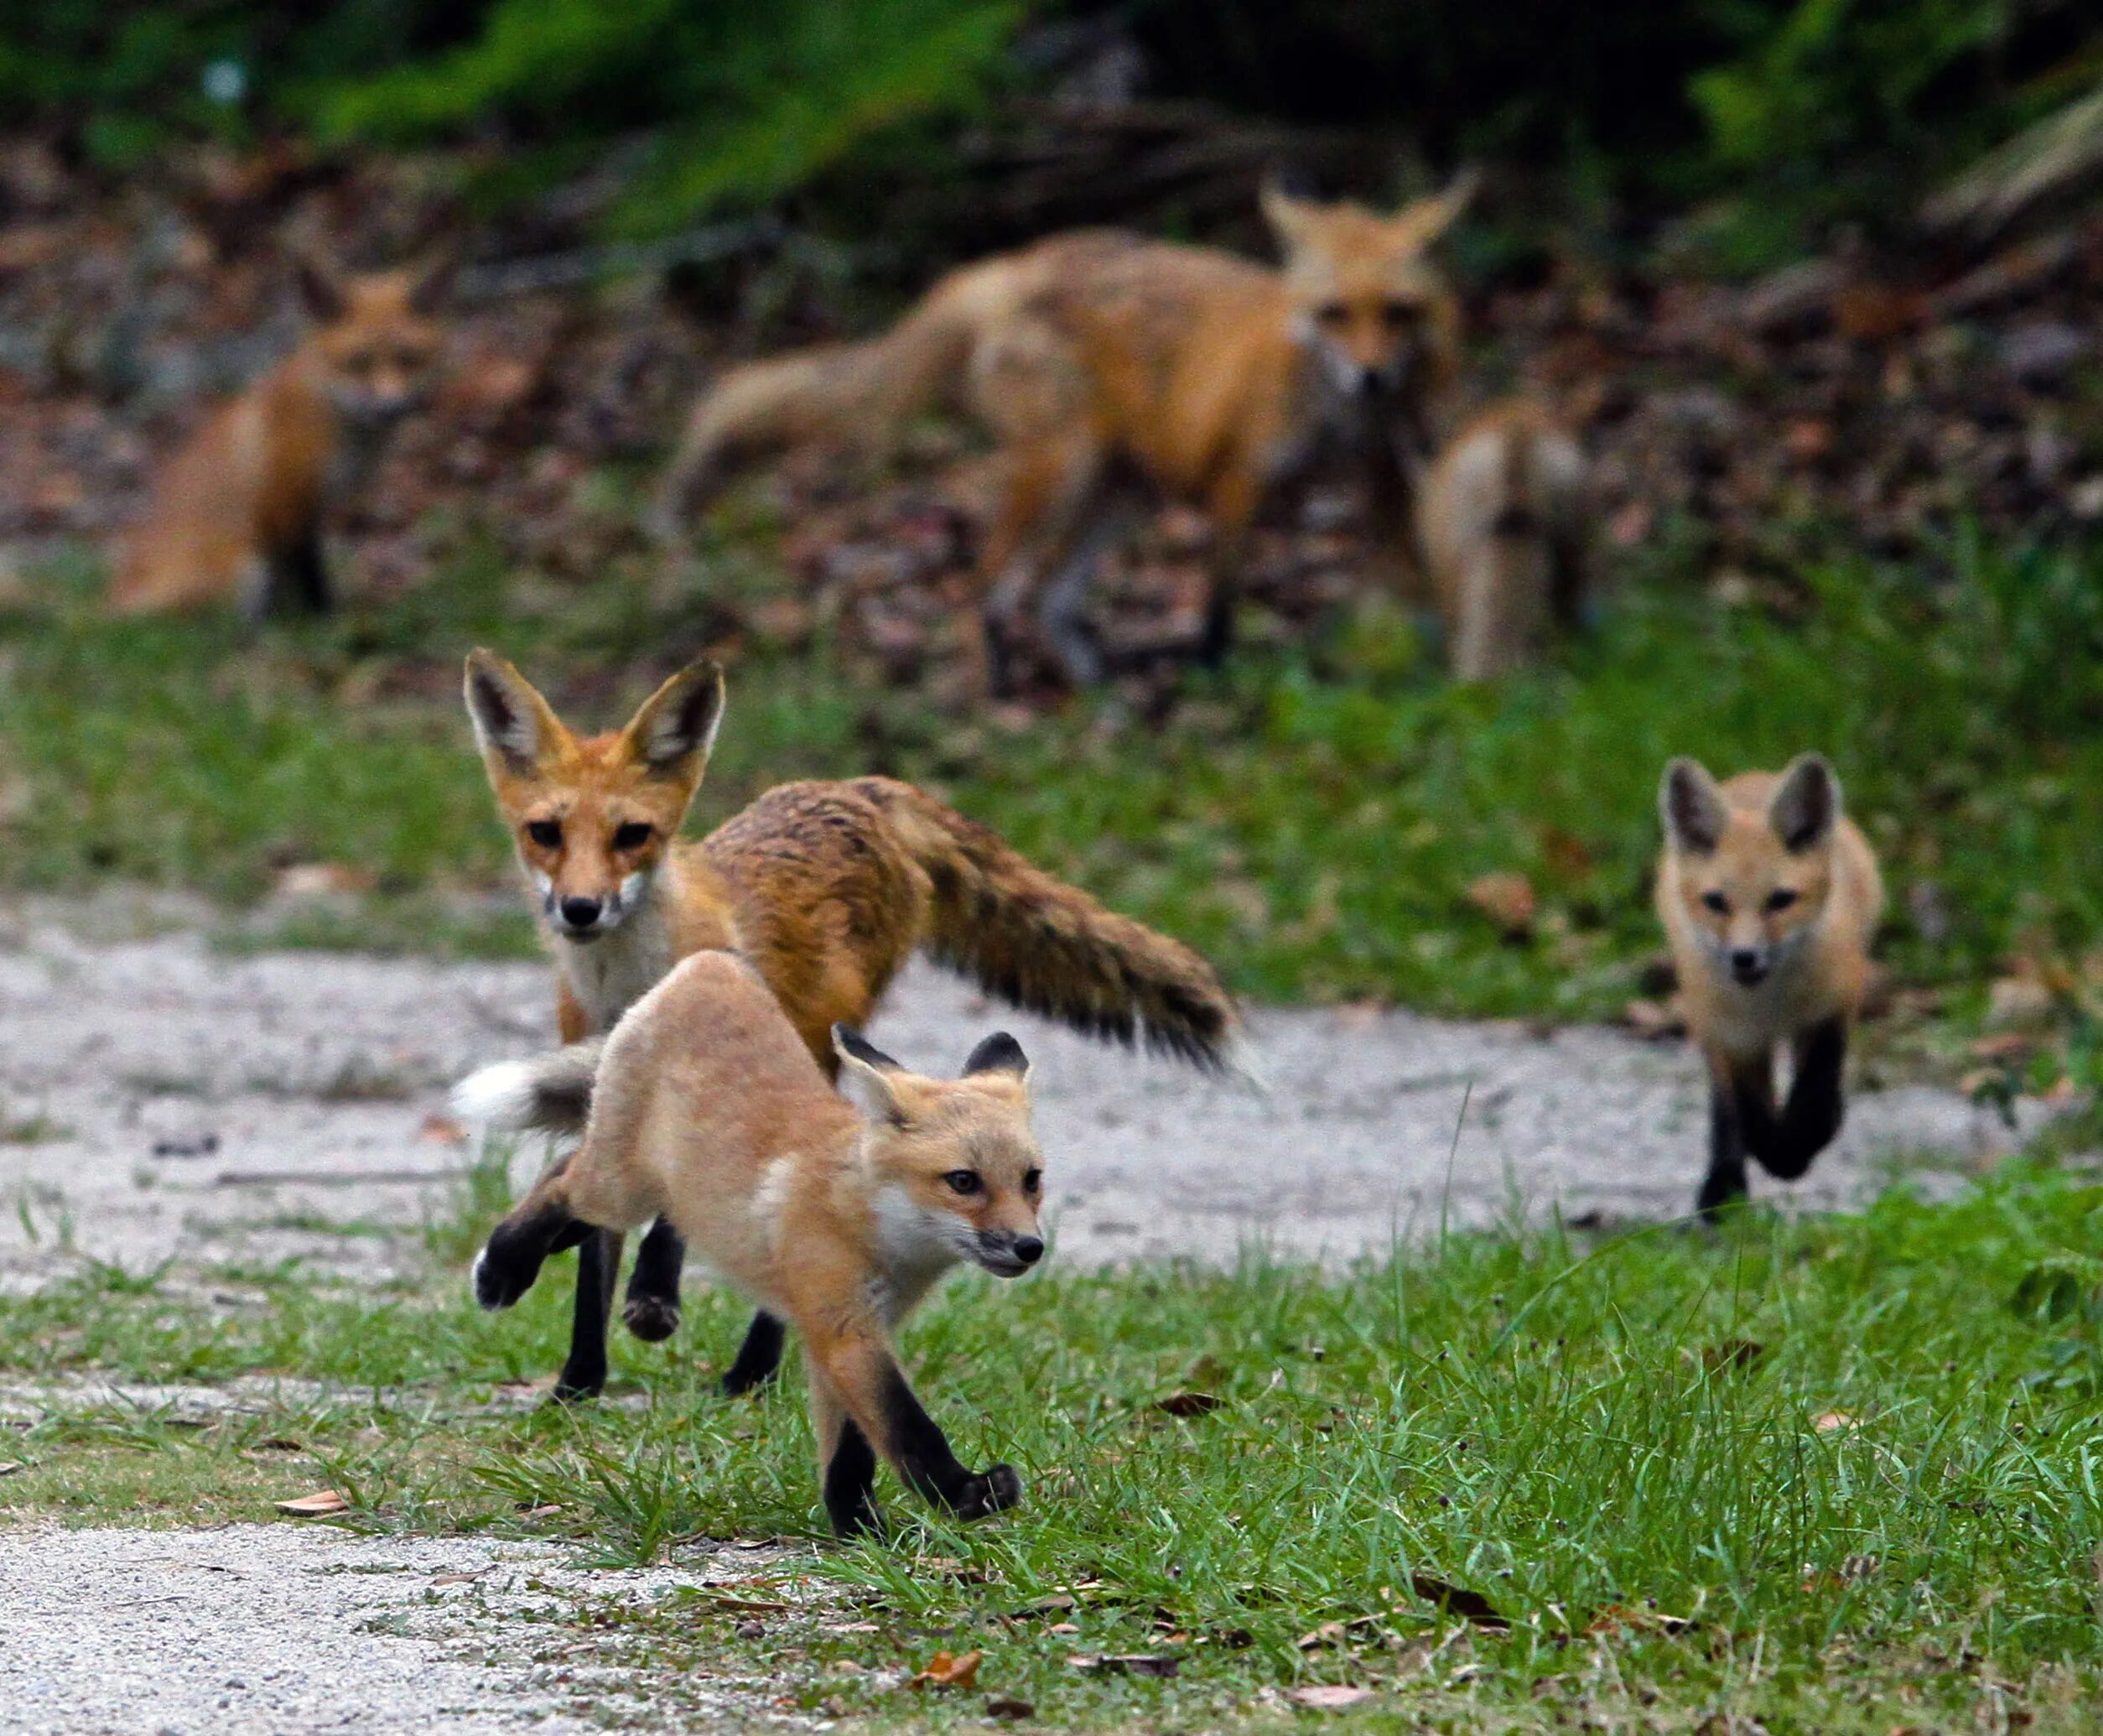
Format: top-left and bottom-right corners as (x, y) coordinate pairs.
(109, 255), (449, 619)
(462, 648), (1246, 1399)
(652, 179), (1584, 689)
(1656, 754), (1885, 1217)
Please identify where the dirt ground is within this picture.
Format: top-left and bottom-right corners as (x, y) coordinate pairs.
(0, 904), (2048, 1733)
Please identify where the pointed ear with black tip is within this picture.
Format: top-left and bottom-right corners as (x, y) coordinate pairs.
(407, 249), (458, 314)
(1660, 756), (1729, 855)
(618, 658), (725, 784)
(1394, 167), (1479, 250)
(293, 252), (348, 323)
(963, 1032), (1029, 1081)
(464, 648), (569, 777)
(1259, 177), (1318, 250)
(833, 1025), (907, 1125)
(1768, 754), (1839, 853)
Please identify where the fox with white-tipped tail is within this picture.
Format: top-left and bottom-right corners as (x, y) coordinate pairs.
(462, 949), (1045, 1537)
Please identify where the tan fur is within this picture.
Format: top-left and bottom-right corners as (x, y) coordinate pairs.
(650, 185), (1479, 686)
(110, 262), (445, 617)
(504, 952), (1043, 1515)
(464, 651), (1244, 1072)
(1656, 756), (1884, 1078)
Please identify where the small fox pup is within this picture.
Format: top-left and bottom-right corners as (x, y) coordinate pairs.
(465, 951), (1042, 1538)
(109, 256), (448, 619)
(651, 179), (1489, 691)
(1656, 754), (1885, 1216)
(464, 649), (1243, 1401)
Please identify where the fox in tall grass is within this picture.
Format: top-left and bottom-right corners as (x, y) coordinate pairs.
(464, 952), (1043, 1536)
(109, 256), (449, 619)
(1656, 755), (1885, 1216)
(652, 179), (1584, 689)
(462, 648), (1244, 1400)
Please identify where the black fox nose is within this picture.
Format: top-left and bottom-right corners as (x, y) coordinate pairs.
(560, 896), (602, 928)
(1357, 366), (1384, 395)
(1731, 948), (1764, 980)
(1012, 1235), (1044, 1266)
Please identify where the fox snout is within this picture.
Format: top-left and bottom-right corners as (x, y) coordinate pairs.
(1729, 946), (1770, 987)
(974, 1228), (1045, 1277)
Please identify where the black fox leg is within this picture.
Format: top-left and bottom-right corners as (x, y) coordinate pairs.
(475, 1196), (590, 1310)
(720, 1310), (787, 1396)
(621, 1218), (685, 1343)
(877, 1360), (1020, 1520)
(823, 1417), (881, 1539)
(268, 530), (333, 617)
(1758, 1018), (1847, 1180)
(1695, 1081), (1749, 1219)
(554, 1228), (625, 1401)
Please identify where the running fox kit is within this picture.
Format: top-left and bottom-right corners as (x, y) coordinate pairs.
(1656, 754), (1884, 1215)
(465, 953), (1041, 1537)
(111, 256), (449, 619)
(653, 179), (1582, 689)
(463, 650), (1244, 1401)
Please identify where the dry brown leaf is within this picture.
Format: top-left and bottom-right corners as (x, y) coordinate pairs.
(1408, 1573), (1508, 1630)
(986, 1698), (1036, 1721)
(1585, 1602), (1695, 1638)
(430, 1571), (481, 1587)
(1296, 1616), (1377, 1650)
(911, 1650), (983, 1691)
(1154, 1390), (1224, 1418)
(1466, 872), (1537, 940)
(1697, 1339), (1766, 1375)
(1813, 1410), (1859, 1434)
(274, 863), (377, 899)
(274, 1489), (350, 1517)
(1287, 1686), (1375, 1710)
(0, 1461), (24, 1477)
(419, 1114), (467, 1146)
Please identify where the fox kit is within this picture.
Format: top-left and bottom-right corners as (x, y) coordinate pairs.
(463, 649), (1243, 1400)
(1656, 755), (1884, 1216)
(109, 257), (447, 619)
(465, 952), (1042, 1537)
(652, 179), (1484, 692)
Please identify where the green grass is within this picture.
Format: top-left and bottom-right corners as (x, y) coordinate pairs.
(2, 522), (2099, 1053)
(7, 1163), (2103, 1728)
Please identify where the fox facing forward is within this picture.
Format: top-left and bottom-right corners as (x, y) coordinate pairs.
(463, 650), (1244, 1402)
(1656, 754), (1884, 1216)
(109, 256), (448, 620)
(465, 952), (1042, 1537)
(653, 178), (1582, 690)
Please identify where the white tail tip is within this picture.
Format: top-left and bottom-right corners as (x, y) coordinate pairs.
(450, 1059), (541, 1130)
(1223, 1028), (1271, 1098)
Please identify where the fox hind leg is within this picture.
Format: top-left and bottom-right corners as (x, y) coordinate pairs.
(719, 1310), (788, 1396)
(553, 1229), (626, 1402)
(621, 1218), (685, 1343)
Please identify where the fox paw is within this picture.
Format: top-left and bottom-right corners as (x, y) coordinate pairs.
(953, 1463), (1023, 1520)
(622, 1294), (681, 1343)
(471, 1245), (534, 1312)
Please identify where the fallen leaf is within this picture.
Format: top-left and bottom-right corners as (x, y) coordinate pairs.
(1699, 1339), (1766, 1375)
(419, 1114), (467, 1146)
(911, 1650), (983, 1690)
(1466, 871), (1537, 940)
(1287, 1686), (1375, 1710)
(0, 1461), (24, 1477)
(274, 1489), (350, 1517)
(986, 1698), (1036, 1721)
(430, 1571), (481, 1587)
(1584, 1602), (1695, 1637)
(1408, 1573), (1508, 1630)
(1296, 1616), (1377, 1650)
(1813, 1410), (1859, 1434)
(274, 862), (376, 899)
(1153, 1390), (1223, 1418)
(1067, 1654), (1181, 1677)
(1986, 975), (2055, 1030)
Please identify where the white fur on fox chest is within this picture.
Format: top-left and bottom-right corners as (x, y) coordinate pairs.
(553, 896), (677, 1032)
(1692, 933), (1825, 1059)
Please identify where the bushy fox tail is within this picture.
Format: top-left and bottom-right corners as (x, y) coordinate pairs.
(650, 278), (984, 538)
(451, 1038), (606, 1138)
(854, 777), (1258, 1083)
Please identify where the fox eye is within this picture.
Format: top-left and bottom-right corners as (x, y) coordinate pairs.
(611, 821), (654, 852)
(1382, 299), (1420, 326)
(942, 1170), (982, 1196)
(1316, 302), (1349, 327)
(1701, 891), (1730, 914)
(525, 819), (563, 850)
(1022, 1168), (1041, 1195)
(1764, 888), (1799, 913)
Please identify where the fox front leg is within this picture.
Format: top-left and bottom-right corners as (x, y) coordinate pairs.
(1758, 1018), (1847, 1180)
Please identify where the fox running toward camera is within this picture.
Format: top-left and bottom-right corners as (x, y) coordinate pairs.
(460, 648), (1245, 1401)
(1655, 754), (1885, 1216)
(109, 256), (449, 620)
(465, 952), (1044, 1536)
(652, 179), (1585, 690)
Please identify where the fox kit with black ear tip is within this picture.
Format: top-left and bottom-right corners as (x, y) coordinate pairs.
(466, 950), (1044, 1538)
(1655, 754), (1885, 1216)
(110, 254), (449, 620)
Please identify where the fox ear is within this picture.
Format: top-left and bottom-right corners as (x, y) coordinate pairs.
(465, 649), (568, 777)
(1660, 756), (1729, 855)
(619, 658), (725, 782)
(963, 1032), (1029, 1081)
(292, 251), (348, 322)
(1769, 754), (1839, 853)
(1394, 167), (1479, 249)
(1259, 177), (1319, 249)
(833, 1025), (907, 1125)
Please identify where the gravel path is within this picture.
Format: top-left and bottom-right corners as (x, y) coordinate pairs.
(0, 921), (2038, 1288)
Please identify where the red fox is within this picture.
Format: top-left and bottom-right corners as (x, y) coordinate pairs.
(651, 179), (1514, 691)
(465, 952), (1042, 1536)
(108, 256), (448, 619)
(462, 648), (1245, 1398)
(1656, 754), (1885, 1216)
